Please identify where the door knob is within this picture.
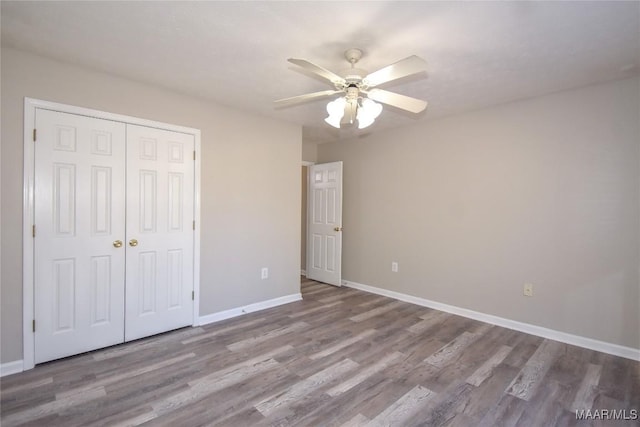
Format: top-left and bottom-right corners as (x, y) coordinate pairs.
(129, 239), (138, 247)
(334, 226), (343, 232)
(113, 240), (123, 248)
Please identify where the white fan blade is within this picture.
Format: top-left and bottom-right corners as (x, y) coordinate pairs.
(288, 58), (346, 86)
(366, 89), (427, 113)
(274, 90), (342, 107)
(364, 56), (427, 88)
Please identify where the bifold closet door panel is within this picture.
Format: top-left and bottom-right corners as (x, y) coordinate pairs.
(125, 124), (195, 341)
(34, 109), (127, 364)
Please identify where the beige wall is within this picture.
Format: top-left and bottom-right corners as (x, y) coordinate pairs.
(318, 77), (640, 349)
(1, 48), (302, 363)
(302, 140), (317, 163)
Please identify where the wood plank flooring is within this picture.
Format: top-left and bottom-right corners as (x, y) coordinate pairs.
(2, 278), (639, 426)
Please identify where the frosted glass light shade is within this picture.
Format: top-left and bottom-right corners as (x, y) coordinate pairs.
(357, 98), (383, 129)
(325, 97), (347, 128)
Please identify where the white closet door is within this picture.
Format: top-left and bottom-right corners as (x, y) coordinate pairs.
(34, 109), (126, 364)
(125, 124), (195, 341)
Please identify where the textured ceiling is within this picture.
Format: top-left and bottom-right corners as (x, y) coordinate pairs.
(2, 1), (639, 143)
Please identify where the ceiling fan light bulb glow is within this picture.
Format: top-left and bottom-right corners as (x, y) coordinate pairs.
(357, 114), (375, 129)
(362, 98), (383, 119)
(327, 97), (346, 115)
(357, 99), (382, 129)
(325, 115), (342, 128)
(325, 97), (346, 128)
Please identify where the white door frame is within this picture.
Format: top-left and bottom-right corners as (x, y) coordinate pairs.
(301, 161), (314, 277)
(22, 97), (202, 370)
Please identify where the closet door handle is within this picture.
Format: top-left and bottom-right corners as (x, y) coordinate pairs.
(129, 239), (138, 247)
(113, 240), (123, 248)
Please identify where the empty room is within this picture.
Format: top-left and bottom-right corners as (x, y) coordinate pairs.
(1, 1), (638, 426)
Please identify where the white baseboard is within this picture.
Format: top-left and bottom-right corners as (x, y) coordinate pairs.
(343, 280), (640, 361)
(198, 293), (302, 326)
(1, 360), (24, 377)
(300, 270), (307, 276)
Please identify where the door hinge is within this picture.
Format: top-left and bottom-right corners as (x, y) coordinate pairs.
(192, 220), (195, 230)
(192, 291), (195, 301)
(33, 128), (37, 142)
(32, 319), (36, 332)
(193, 151), (196, 161)
(32, 225), (36, 238)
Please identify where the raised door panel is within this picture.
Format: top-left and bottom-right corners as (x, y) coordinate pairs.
(52, 258), (76, 332)
(90, 255), (112, 325)
(138, 251), (158, 315)
(167, 249), (184, 309)
(312, 188), (325, 224)
(326, 236), (336, 273)
(168, 173), (184, 232)
(91, 166), (112, 235)
(53, 163), (76, 236)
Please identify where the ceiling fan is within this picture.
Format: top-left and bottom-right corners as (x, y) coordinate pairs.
(274, 48), (428, 129)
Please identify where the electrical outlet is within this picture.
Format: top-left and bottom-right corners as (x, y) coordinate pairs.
(391, 262), (398, 273)
(524, 283), (533, 297)
(261, 267), (269, 280)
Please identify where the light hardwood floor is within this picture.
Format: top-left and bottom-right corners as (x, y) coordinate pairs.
(2, 278), (638, 426)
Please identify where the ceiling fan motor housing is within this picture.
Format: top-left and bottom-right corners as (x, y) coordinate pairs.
(345, 86), (359, 100)
(341, 69), (367, 85)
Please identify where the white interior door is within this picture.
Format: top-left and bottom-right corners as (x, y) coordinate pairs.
(34, 109), (126, 363)
(125, 124), (195, 341)
(306, 161), (343, 286)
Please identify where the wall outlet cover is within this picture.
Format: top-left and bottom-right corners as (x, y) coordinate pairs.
(524, 283), (533, 297)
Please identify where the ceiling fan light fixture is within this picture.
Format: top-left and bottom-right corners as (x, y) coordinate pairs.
(325, 97), (346, 128)
(357, 98), (383, 129)
(279, 48), (427, 130)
